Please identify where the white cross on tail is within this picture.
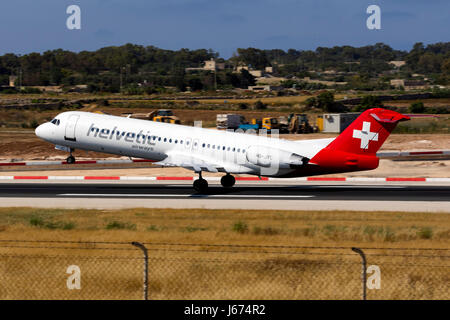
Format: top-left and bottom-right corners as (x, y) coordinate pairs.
(352, 121), (379, 149)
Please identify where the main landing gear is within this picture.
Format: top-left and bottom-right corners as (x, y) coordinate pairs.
(220, 173), (236, 188)
(66, 149), (76, 164)
(193, 171), (208, 193)
(193, 172), (236, 193)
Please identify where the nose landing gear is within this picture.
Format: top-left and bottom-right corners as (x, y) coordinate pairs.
(66, 149), (76, 164)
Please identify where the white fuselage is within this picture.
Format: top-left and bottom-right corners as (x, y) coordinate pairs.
(35, 111), (335, 177)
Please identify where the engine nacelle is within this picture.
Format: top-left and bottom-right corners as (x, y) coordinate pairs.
(246, 145), (308, 168)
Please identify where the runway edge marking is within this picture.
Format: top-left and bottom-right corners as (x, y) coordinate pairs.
(1, 176), (450, 182)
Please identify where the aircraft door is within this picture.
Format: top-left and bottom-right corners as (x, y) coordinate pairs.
(64, 114), (80, 141)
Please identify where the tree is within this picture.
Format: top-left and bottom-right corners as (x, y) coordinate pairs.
(235, 48), (269, 70)
(238, 69), (256, 88)
(305, 97), (317, 108)
(356, 95), (384, 111)
(316, 91), (334, 111)
(409, 101), (425, 113)
(254, 100), (267, 110)
(188, 78), (203, 91)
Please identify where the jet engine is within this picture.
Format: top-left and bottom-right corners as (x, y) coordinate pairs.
(246, 145), (309, 169)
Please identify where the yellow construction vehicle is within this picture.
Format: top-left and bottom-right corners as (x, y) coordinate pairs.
(240, 117), (281, 132)
(121, 109), (181, 124)
(287, 113), (318, 134)
(261, 117), (280, 130)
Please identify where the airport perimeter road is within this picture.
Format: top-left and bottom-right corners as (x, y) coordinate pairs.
(0, 182), (449, 212)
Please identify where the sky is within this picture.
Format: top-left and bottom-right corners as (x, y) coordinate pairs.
(0, 0), (448, 58)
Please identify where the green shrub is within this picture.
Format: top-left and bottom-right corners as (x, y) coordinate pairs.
(239, 103), (249, 110)
(106, 221), (136, 230)
(417, 227), (433, 239)
(253, 226), (280, 235)
(409, 101), (425, 113)
(29, 216), (75, 230)
(29, 216), (45, 227)
(254, 100), (267, 110)
(232, 221), (249, 234)
(355, 95), (384, 111)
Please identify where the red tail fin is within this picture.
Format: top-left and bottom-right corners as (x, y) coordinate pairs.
(310, 108), (409, 172)
(326, 108), (410, 155)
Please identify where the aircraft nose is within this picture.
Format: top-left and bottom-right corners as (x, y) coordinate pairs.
(35, 123), (49, 139)
(35, 124), (43, 138)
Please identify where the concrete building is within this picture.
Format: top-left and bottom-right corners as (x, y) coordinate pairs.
(301, 77), (347, 86)
(186, 59), (225, 72)
(322, 113), (360, 133)
(235, 65), (264, 77)
(9, 76), (17, 87)
(390, 79), (429, 91)
(247, 85), (283, 92)
(203, 58), (225, 71)
(389, 61), (406, 68)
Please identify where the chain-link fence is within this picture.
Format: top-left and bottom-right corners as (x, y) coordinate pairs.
(0, 240), (448, 300)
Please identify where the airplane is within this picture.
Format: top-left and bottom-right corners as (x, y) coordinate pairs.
(35, 107), (410, 192)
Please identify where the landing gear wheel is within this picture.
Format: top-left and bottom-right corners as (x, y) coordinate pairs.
(220, 174), (236, 188)
(193, 179), (208, 193)
(66, 155), (76, 164)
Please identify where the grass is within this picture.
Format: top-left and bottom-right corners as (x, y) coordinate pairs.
(105, 220), (136, 230)
(0, 208), (448, 299)
(0, 207), (448, 246)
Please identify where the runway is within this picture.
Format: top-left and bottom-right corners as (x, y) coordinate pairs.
(0, 182), (449, 212)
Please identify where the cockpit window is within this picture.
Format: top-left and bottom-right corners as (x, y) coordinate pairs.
(50, 119), (60, 126)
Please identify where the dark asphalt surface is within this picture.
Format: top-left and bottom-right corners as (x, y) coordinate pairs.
(0, 183), (449, 202)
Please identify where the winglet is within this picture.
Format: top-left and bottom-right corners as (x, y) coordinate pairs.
(370, 109), (410, 123)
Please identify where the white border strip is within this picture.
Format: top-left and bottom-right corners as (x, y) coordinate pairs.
(0, 176), (449, 182)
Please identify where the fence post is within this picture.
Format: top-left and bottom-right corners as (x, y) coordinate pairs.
(352, 247), (367, 300)
(132, 242), (148, 300)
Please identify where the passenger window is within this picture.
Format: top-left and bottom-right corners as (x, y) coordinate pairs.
(164, 138), (167, 142)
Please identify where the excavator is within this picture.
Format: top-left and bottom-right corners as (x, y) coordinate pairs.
(286, 113), (318, 134)
(121, 109), (181, 124)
